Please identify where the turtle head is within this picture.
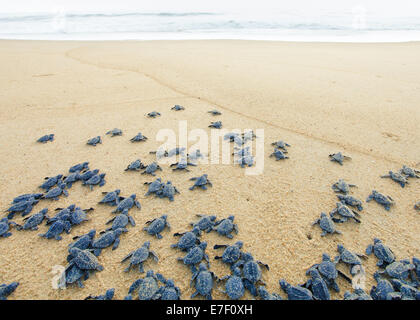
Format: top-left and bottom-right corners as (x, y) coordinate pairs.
(161, 214), (168, 221)
(40, 208), (48, 215)
(143, 241), (151, 248)
(228, 215), (235, 221)
(199, 242), (207, 250)
(241, 252), (253, 262)
(337, 244), (344, 253)
(0, 217), (9, 223)
(68, 247), (81, 256)
(373, 238), (381, 244)
(99, 173), (106, 178)
(279, 279), (290, 291)
(166, 279), (175, 287)
(115, 189), (121, 195)
(57, 174), (63, 179)
(322, 253), (331, 261)
(198, 262), (207, 271)
(105, 288), (115, 300)
(209, 215), (216, 221)
(235, 241), (244, 249)
(146, 270), (154, 277)
(7, 282), (19, 292)
(88, 229), (96, 238)
(233, 267), (242, 277)
(68, 204), (76, 211)
(130, 194), (136, 200)
(115, 228), (124, 236)
(91, 169), (99, 175)
(320, 212), (327, 218)
(412, 257), (420, 266)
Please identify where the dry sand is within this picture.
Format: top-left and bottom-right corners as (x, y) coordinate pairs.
(0, 40), (419, 300)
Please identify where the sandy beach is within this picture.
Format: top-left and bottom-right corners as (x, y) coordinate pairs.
(0, 39), (419, 299)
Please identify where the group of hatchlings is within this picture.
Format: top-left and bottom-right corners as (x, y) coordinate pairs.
(1, 105), (419, 300)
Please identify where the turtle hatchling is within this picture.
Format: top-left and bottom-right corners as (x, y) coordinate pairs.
(415, 201), (420, 211)
(127, 270), (161, 300)
(189, 174), (212, 190)
(170, 159), (197, 172)
(332, 179), (357, 194)
(63, 172), (81, 189)
(212, 215), (238, 239)
(366, 190), (394, 211)
(147, 111), (161, 118)
(233, 252), (269, 296)
(303, 269), (330, 300)
(337, 194), (363, 211)
(381, 171), (409, 188)
(0, 218), (19, 238)
(400, 165), (420, 178)
(121, 241), (158, 273)
(329, 152), (351, 165)
(105, 209), (135, 231)
(156, 274), (181, 300)
(370, 272), (398, 300)
(42, 182), (69, 200)
(19, 208), (49, 231)
(99, 189), (123, 206)
(112, 194), (141, 213)
(67, 230), (97, 261)
(279, 279), (313, 300)
(171, 104), (185, 111)
(39, 218), (71, 240)
(191, 262), (217, 300)
(312, 212), (342, 236)
(11, 193), (43, 204)
(219, 267), (245, 300)
(156, 181), (180, 201)
(125, 159), (145, 171)
(5, 197), (39, 219)
(271, 140), (290, 150)
(366, 238), (396, 267)
(171, 226), (201, 251)
(208, 110), (221, 116)
(334, 244), (366, 275)
(143, 215), (170, 239)
(0, 282), (19, 300)
(130, 132), (148, 142)
(178, 242), (209, 273)
(144, 178), (164, 196)
(82, 173), (106, 190)
(69, 162), (89, 173)
(40, 174), (63, 191)
(190, 214), (217, 234)
(378, 260), (415, 283)
(80, 169), (99, 182)
(85, 288), (115, 300)
(87, 136), (102, 146)
(258, 286), (282, 300)
(214, 241), (243, 267)
(343, 288), (372, 300)
(106, 128), (122, 136)
(91, 228), (127, 255)
(270, 149), (289, 160)
(236, 155), (254, 168)
(330, 202), (361, 223)
(67, 247), (104, 271)
(141, 162), (162, 176)
(306, 253), (347, 292)
(37, 134), (54, 143)
(68, 206), (92, 226)
(208, 121), (222, 129)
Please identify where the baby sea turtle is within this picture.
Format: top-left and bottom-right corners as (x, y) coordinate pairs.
(171, 105), (185, 111)
(334, 244), (366, 275)
(413, 257), (420, 279)
(64, 266), (89, 288)
(212, 215), (238, 239)
(190, 214), (217, 234)
(121, 241), (158, 273)
(147, 111), (161, 118)
(270, 149), (289, 160)
(112, 194), (141, 213)
(128, 270), (161, 300)
(214, 241), (243, 267)
(219, 267), (245, 300)
(332, 179), (357, 194)
(67, 230), (97, 261)
(271, 140), (290, 150)
(390, 279), (419, 300)
(366, 190), (394, 211)
(366, 238), (396, 267)
(156, 181), (180, 201)
(67, 206), (92, 226)
(69, 162), (89, 173)
(279, 279), (313, 300)
(378, 260), (415, 283)
(330, 202), (361, 223)
(224, 132), (240, 142)
(99, 189), (123, 206)
(236, 155), (254, 168)
(381, 171), (409, 188)
(85, 288), (115, 300)
(19, 208), (49, 231)
(329, 152), (351, 165)
(40, 174), (63, 191)
(167, 147), (186, 157)
(233, 146), (251, 157)
(63, 172), (81, 189)
(143, 215), (170, 239)
(11, 193), (43, 204)
(144, 178), (164, 196)
(105, 209), (135, 231)
(39, 218), (71, 240)
(187, 149), (205, 162)
(67, 247), (104, 271)
(106, 128), (122, 137)
(415, 201), (420, 211)
(80, 169), (99, 182)
(189, 174), (212, 190)
(150, 148), (168, 159)
(37, 134), (54, 143)
(92, 228), (127, 255)
(130, 132), (148, 142)
(47, 205), (76, 224)
(42, 183), (69, 200)
(171, 226), (201, 251)
(208, 121), (222, 129)
(82, 173), (106, 190)
(370, 272), (398, 300)
(312, 212), (342, 237)
(178, 242), (209, 273)
(337, 194), (363, 211)
(5, 197), (39, 219)
(343, 288), (372, 300)
(208, 110), (221, 116)
(258, 286), (282, 300)
(400, 165), (420, 178)
(233, 252), (269, 296)
(303, 269), (330, 300)
(156, 274), (181, 300)
(0, 282), (19, 300)
(141, 162), (162, 176)
(125, 159), (145, 171)
(170, 159), (197, 172)
(0, 218), (19, 238)
(191, 263), (217, 300)
(87, 136), (102, 146)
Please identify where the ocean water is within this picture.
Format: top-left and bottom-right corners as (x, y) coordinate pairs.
(1, 10), (420, 42)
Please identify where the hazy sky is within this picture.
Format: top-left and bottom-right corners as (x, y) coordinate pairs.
(1, 0), (419, 16)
